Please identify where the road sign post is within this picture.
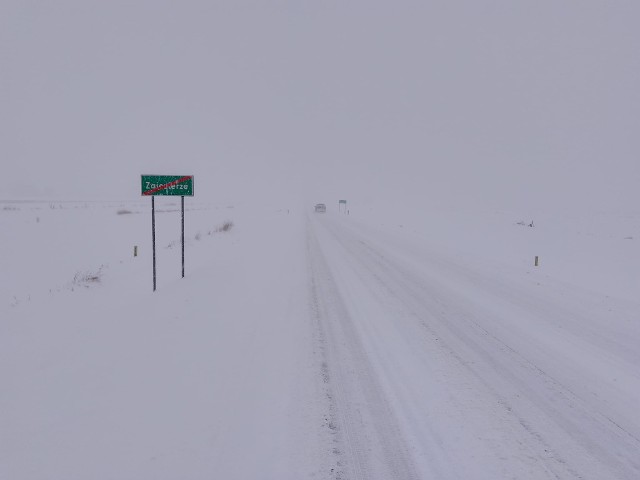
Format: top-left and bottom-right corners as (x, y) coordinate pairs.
(141, 175), (194, 291)
(152, 196), (156, 291)
(339, 199), (347, 213)
(181, 195), (185, 278)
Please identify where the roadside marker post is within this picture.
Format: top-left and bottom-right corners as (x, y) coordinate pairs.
(141, 175), (194, 291)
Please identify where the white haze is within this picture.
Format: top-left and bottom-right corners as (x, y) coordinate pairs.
(1, 1), (639, 213)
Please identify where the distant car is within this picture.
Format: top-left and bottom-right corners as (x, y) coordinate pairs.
(314, 203), (326, 213)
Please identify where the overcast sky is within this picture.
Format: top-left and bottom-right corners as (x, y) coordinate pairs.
(1, 1), (639, 211)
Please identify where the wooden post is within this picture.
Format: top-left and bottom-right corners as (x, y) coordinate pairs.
(535, 256), (539, 267)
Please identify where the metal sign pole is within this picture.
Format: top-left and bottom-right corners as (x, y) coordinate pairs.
(142, 175), (194, 291)
(152, 196), (157, 292)
(181, 195), (185, 278)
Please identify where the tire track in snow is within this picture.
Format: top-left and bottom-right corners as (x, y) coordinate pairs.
(306, 217), (422, 480)
(315, 215), (640, 480)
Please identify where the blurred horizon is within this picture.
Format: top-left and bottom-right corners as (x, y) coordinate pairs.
(2, 1), (639, 213)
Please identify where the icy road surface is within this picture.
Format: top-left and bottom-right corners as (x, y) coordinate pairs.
(1, 203), (639, 479)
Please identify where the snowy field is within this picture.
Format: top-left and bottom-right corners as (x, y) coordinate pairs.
(1, 199), (639, 479)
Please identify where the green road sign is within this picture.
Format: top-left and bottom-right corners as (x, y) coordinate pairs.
(141, 175), (194, 196)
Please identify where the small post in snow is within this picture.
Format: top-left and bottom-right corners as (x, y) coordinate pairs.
(535, 256), (539, 267)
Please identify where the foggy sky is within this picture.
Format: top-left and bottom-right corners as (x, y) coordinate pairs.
(2, 1), (639, 212)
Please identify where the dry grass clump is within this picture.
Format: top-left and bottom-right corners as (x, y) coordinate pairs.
(72, 265), (105, 287)
(202, 220), (234, 237)
(216, 221), (234, 232)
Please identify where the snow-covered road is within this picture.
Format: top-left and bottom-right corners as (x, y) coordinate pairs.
(306, 213), (640, 479)
(2, 203), (639, 479)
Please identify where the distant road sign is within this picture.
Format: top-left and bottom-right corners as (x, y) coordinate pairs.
(339, 200), (347, 204)
(141, 175), (194, 196)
